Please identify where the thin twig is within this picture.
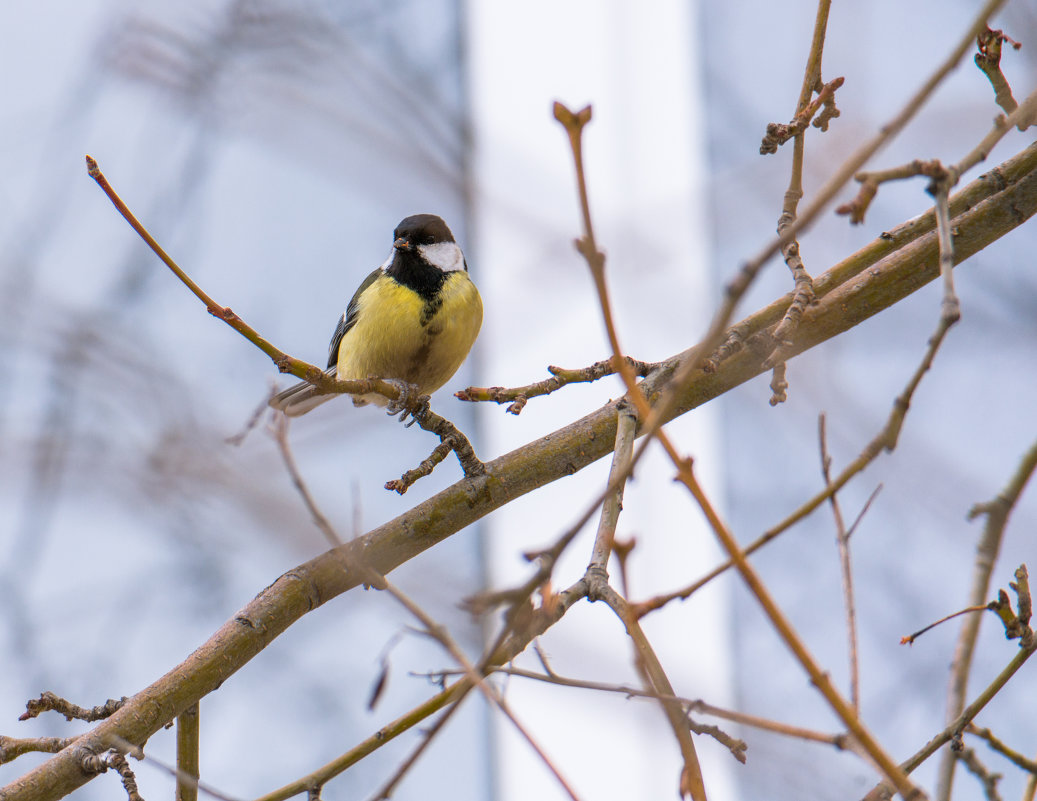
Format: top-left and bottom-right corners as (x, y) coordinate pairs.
(254, 681), (465, 801)
(936, 440), (1037, 799)
(819, 413), (861, 713)
(272, 417), (342, 548)
(957, 748), (1003, 801)
(837, 160), (947, 225)
(107, 736), (241, 801)
(967, 724), (1037, 775)
(901, 606), (990, 646)
(744, 0), (1009, 262)
(636, 268), (963, 617)
(483, 662), (851, 754)
(751, 174), (962, 557)
(673, 460), (924, 799)
(102, 751), (144, 801)
(272, 424), (578, 801)
(1026, 765), (1037, 801)
(955, 87), (1037, 175)
(590, 580), (712, 795)
(457, 356), (657, 415)
(552, 104), (649, 421)
(86, 157), (322, 387)
(863, 636), (1037, 800)
(588, 0), (1010, 521)
(759, 75), (843, 153)
(768, 361), (789, 405)
(839, 86), (1037, 225)
(19, 693), (126, 723)
(554, 101), (708, 801)
(975, 26), (1022, 122)
(176, 704), (200, 801)
(588, 401), (638, 571)
(0, 736), (77, 763)
(764, 0), (833, 389)
(375, 578), (583, 801)
(365, 696), (469, 801)
(384, 403), (486, 493)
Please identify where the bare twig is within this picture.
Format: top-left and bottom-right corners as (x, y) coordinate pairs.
(457, 356), (657, 415)
(956, 748), (1003, 801)
(176, 704), (200, 801)
(254, 682), (465, 801)
(768, 361), (788, 405)
(901, 606), (991, 646)
(385, 403), (486, 493)
(552, 103), (649, 419)
(365, 696), (469, 801)
(975, 26), (1022, 122)
(590, 580), (711, 797)
(272, 417), (342, 547)
(674, 460), (924, 799)
(598, 0), (1010, 504)
(936, 440), (1037, 798)
(554, 101), (708, 800)
(838, 86), (1037, 225)
(94, 751), (144, 801)
(87, 156), (323, 387)
(759, 75), (844, 154)
(19, 693), (126, 723)
(637, 186), (967, 621)
(955, 87), (1037, 174)
(478, 664), (847, 750)
(987, 565), (1033, 643)
(385, 441), (455, 493)
(1026, 766), (1037, 801)
(967, 724), (1037, 775)
(756, 161), (963, 562)
(818, 414), (861, 713)
(107, 736), (241, 801)
(837, 160), (946, 225)
(0, 736), (76, 763)
(588, 401), (637, 571)
(747, 0), (1008, 256)
(375, 579), (583, 801)
(864, 625), (1037, 800)
(270, 428), (576, 800)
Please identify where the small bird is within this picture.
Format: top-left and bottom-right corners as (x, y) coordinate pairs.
(269, 214), (482, 417)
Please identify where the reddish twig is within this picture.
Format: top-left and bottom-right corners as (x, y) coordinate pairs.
(975, 26), (1023, 122)
(760, 76), (844, 154)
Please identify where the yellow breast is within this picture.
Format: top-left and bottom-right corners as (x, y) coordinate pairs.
(337, 271), (482, 405)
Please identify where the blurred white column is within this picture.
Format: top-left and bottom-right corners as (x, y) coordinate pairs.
(467, 2), (735, 799)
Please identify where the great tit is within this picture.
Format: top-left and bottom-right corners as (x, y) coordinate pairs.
(269, 214), (482, 417)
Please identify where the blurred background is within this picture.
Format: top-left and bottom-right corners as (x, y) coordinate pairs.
(0, 1), (1034, 800)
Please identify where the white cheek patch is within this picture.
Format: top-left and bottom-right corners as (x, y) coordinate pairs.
(418, 241), (465, 272)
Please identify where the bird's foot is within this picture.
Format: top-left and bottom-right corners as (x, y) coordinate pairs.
(385, 380), (431, 427)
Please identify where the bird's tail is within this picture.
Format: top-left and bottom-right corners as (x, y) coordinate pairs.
(269, 367), (338, 417)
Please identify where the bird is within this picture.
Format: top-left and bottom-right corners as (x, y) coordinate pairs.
(269, 214), (482, 417)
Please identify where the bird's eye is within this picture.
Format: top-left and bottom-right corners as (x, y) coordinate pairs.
(423, 236), (435, 245)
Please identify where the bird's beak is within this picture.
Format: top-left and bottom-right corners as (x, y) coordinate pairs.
(393, 236), (413, 251)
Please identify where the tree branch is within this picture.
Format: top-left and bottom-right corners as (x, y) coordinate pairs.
(5, 139), (1036, 801)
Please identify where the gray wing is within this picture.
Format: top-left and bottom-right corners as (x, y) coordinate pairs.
(328, 268), (382, 368)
